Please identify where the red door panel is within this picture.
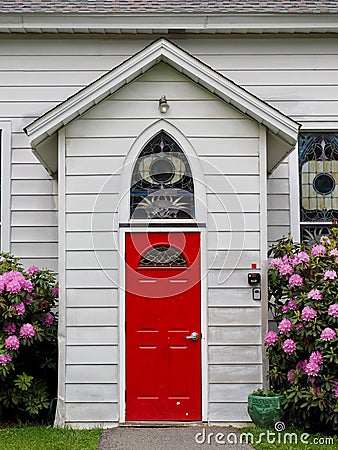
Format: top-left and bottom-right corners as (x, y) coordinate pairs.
(126, 232), (201, 421)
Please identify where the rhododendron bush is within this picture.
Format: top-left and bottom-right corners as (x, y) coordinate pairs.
(0, 253), (58, 421)
(267, 233), (338, 431)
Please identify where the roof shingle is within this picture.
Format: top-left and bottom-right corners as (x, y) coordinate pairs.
(0, 0), (337, 14)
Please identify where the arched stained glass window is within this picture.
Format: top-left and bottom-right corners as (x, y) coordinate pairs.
(130, 132), (194, 219)
(139, 245), (187, 267)
(299, 132), (338, 241)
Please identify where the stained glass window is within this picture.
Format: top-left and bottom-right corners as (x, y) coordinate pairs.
(130, 132), (194, 219)
(299, 132), (338, 241)
(139, 245), (187, 267)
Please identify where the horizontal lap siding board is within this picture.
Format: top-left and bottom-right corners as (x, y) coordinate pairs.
(267, 161), (291, 246)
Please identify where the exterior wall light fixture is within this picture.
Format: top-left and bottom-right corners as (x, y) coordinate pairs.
(158, 95), (169, 113)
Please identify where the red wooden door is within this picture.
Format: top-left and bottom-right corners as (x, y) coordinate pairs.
(125, 232), (201, 421)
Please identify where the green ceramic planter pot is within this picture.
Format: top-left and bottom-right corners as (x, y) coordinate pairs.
(247, 394), (284, 429)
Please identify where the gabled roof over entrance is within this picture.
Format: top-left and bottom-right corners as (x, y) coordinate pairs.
(24, 38), (299, 175)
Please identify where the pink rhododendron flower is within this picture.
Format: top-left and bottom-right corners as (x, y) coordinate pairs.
(311, 245), (327, 256)
(323, 270), (337, 280)
(24, 295), (33, 305)
(278, 318), (293, 334)
(3, 321), (16, 335)
(328, 304), (338, 317)
(283, 339), (296, 354)
(5, 335), (20, 350)
(289, 274), (303, 287)
(0, 353), (11, 367)
(305, 361), (320, 377)
(6, 280), (21, 294)
(333, 382), (338, 398)
(309, 351), (323, 366)
(52, 286), (59, 297)
(42, 313), (54, 327)
(282, 304), (289, 313)
(307, 289), (322, 300)
(14, 302), (25, 316)
(288, 298), (298, 311)
(320, 327), (336, 341)
(19, 323), (35, 339)
(291, 251), (310, 265)
(22, 279), (33, 292)
(329, 248), (338, 257)
(302, 306), (317, 321)
(287, 369), (298, 384)
(296, 323), (304, 330)
(282, 298), (298, 313)
(264, 330), (278, 346)
(278, 263), (293, 276)
(296, 360), (308, 371)
(27, 265), (39, 275)
(0, 270), (34, 293)
(320, 236), (331, 245)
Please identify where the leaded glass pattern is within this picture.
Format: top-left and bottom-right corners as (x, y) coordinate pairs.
(139, 245), (187, 267)
(130, 132), (194, 219)
(299, 132), (338, 240)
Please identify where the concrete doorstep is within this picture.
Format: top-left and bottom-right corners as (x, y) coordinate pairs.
(98, 426), (254, 450)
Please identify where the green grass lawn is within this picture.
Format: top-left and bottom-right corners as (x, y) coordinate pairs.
(245, 427), (338, 450)
(0, 426), (102, 450)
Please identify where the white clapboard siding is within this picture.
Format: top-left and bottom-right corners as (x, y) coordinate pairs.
(208, 288), (258, 307)
(66, 213), (119, 232)
(209, 345), (262, 364)
(267, 161), (291, 245)
(66, 345), (119, 365)
(210, 365), (262, 384)
(208, 250), (260, 270)
(65, 403), (119, 423)
(66, 365), (118, 384)
(65, 384), (118, 403)
(208, 231), (260, 250)
(209, 403), (251, 423)
(66, 288), (118, 307)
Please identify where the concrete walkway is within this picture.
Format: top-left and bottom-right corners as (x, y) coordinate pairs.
(98, 426), (254, 450)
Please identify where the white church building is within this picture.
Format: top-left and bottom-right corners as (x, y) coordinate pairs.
(0, 0), (337, 427)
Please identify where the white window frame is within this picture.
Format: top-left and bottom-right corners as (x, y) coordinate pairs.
(296, 128), (338, 241)
(0, 122), (11, 252)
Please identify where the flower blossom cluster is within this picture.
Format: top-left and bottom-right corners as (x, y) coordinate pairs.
(3, 322), (16, 335)
(278, 318), (293, 334)
(289, 274), (303, 287)
(5, 335), (20, 350)
(19, 323), (35, 339)
(320, 327), (336, 341)
(42, 313), (54, 327)
(323, 270), (337, 280)
(0, 270), (33, 294)
(302, 306), (317, 322)
(27, 265), (39, 276)
(307, 289), (322, 300)
(304, 351), (323, 377)
(0, 353), (12, 367)
(264, 330), (278, 346)
(333, 382), (338, 398)
(283, 339), (296, 355)
(311, 245), (327, 257)
(328, 303), (338, 317)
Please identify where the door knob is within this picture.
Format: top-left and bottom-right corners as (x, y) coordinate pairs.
(185, 331), (199, 341)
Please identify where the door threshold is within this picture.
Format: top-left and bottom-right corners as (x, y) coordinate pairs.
(121, 421), (206, 427)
